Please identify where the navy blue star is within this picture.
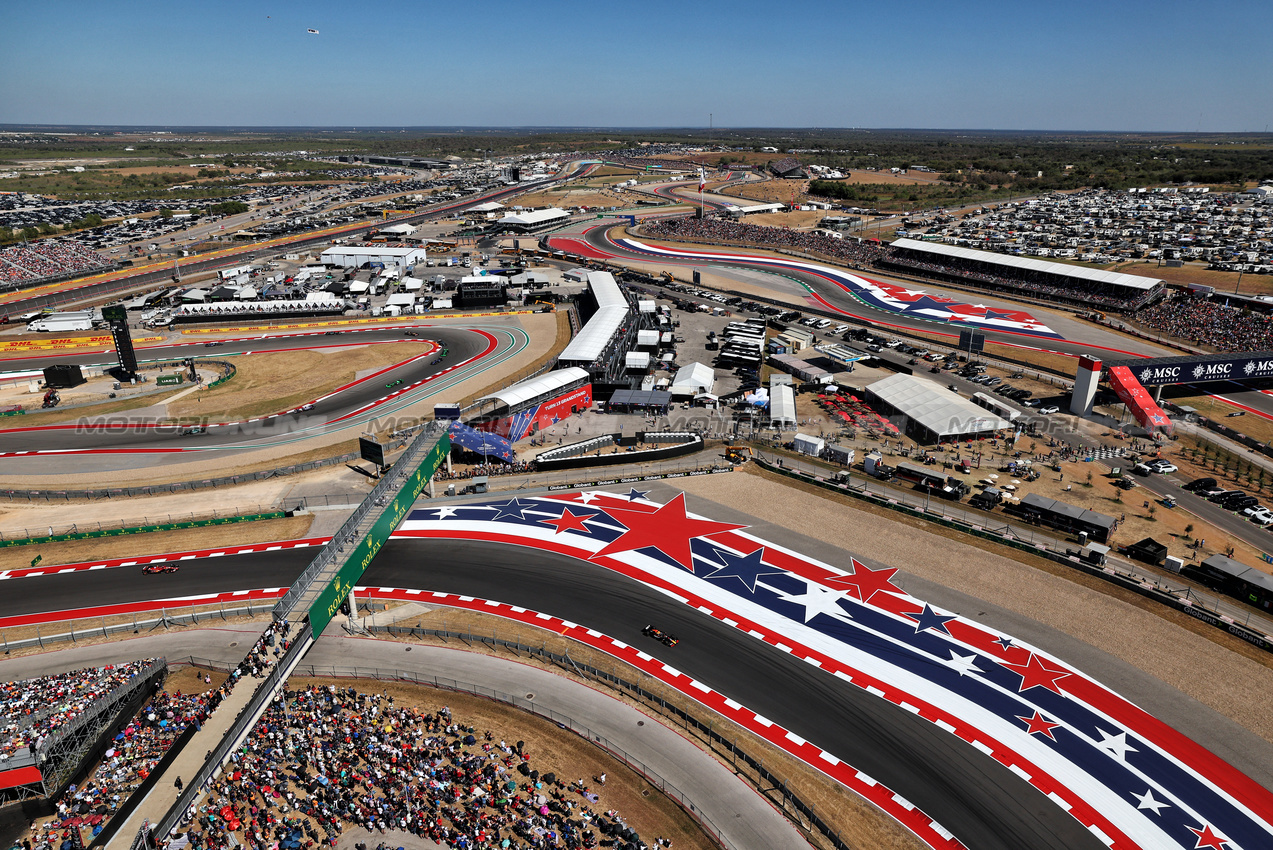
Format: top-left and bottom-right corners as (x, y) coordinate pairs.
(995, 635), (1015, 650)
(627, 487), (650, 501)
(902, 295), (956, 315)
(551, 414), (561, 424)
(982, 310), (1018, 322)
(485, 498), (541, 520)
(910, 604), (957, 636)
(700, 547), (787, 593)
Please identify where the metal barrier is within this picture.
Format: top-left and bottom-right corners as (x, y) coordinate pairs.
(348, 628), (856, 850)
(174, 658), (749, 850)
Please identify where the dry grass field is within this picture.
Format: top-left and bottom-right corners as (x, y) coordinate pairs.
(168, 342), (426, 420)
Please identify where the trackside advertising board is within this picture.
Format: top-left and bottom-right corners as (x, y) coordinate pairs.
(308, 433), (450, 635)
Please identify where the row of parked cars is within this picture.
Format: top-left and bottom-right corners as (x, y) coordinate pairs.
(1182, 476), (1273, 525)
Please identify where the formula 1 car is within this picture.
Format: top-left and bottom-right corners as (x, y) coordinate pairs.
(642, 625), (679, 647)
(142, 564), (179, 574)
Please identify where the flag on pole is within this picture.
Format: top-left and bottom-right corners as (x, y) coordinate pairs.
(698, 168), (706, 194)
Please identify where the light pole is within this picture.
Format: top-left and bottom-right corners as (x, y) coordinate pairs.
(1235, 267), (1245, 295)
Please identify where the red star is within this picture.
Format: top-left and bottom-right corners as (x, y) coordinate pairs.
(825, 558), (904, 603)
(1002, 653), (1072, 695)
(591, 492), (745, 570)
(539, 508), (593, 535)
(1016, 710), (1061, 741)
(1187, 824), (1229, 849)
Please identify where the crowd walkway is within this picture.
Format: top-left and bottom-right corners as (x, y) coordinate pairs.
(0, 628), (805, 850)
(107, 680), (260, 849)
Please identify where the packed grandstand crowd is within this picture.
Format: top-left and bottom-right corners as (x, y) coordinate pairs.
(23, 624), (295, 850)
(28, 687), (218, 848)
(1133, 293), (1273, 351)
(879, 252), (1158, 310)
(1, 659), (158, 760)
(0, 240), (112, 287)
(164, 685), (647, 850)
(642, 216), (887, 267)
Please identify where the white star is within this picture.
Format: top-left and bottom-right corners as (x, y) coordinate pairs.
(944, 651), (981, 676)
(972, 304), (989, 309)
(1131, 788), (1170, 815)
(765, 579), (854, 624)
(897, 288), (927, 297)
(1094, 728), (1138, 762)
(572, 491), (602, 504)
(431, 506), (461, 519)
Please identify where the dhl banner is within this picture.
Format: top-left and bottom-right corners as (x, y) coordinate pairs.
(0, 335), (163, 351)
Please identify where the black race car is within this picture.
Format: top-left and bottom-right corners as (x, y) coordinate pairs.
(142, 564), (179, 574)
(642, 625), (679, 647)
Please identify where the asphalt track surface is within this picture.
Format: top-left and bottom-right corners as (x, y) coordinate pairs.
(565, 224), (1273, 421)
(10, 538), (1097, 850)
(0, 161), (599, 321)
(0, 324), (506, 454)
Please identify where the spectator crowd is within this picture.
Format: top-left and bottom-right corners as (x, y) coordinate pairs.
(879, 250), (1157, 310)
(1, 660), (157, 761)
(165, 685), (650, 850)
(1133, 293), (1273, 351)
(0, 240), (111, 286)
(643, 217), (887, 268)
(435, 460), (534, 481)
(25, 686), (223, 850)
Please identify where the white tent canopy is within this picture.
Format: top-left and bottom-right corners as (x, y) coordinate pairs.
(670, 362), (715, 397)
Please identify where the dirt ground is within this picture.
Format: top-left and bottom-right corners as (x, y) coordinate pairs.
(676, 467), (1273, 744)
(0, 513), (314, 571)
(282, 676), (719, 850)
(168, 342), (427, 420)
(381, 608), (921, 850)
(743, 209), (830, 229)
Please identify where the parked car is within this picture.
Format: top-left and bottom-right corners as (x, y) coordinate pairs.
(1038, 406), (1060, 415)
(1207, 489), (1243, 504)
(1149, 460), (1177, 473)
(1183, 477), (1217, 492)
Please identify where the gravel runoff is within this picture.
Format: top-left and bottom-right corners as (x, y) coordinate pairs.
(675, 471), (1273, 746)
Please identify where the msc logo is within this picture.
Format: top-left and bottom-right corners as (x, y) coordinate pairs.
(1191, 363), (1233, 380)
(1244, 359), (1273, 376)
(1139, 366), (1181, 383)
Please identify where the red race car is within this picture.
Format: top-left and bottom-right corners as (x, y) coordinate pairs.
(642, 624), (679, 647)
(142, 564), (179, 574)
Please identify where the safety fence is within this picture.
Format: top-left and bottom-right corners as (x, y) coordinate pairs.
(345, 628), (855, 850)
(1, 453), (359, 501)
(0, 599), (280, 654)
(0, 509), (285, 548)
(755, 457), (1273, 653)
(171, 652), (838, 850)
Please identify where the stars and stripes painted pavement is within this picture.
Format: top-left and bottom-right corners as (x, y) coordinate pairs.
(551, 229), (1062, 339)
(395, 490), (1273, 850)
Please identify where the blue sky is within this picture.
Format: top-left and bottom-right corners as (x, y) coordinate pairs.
(2, 0), (1269, 131)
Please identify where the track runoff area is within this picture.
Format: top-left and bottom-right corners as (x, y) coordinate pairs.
(7, 488), (1273, 850)
(8, 221), (1273, 849)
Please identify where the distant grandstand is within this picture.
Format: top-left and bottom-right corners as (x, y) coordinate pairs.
(0, 239), (115, 291)
(556, 271), (652, 390)
(880, 238), (1163, 311)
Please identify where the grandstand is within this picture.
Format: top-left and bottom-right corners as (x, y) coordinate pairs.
(1, 659), (166, 802)
(0, 240), (114, 291)
(471, 367), (593, 440)
(880, 238), (1164, 311)
(557, 271), (651, 389)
